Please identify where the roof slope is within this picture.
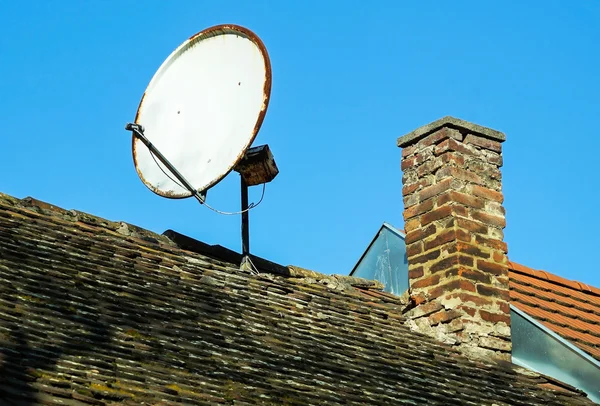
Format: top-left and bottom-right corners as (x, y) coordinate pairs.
(509, 261), (600, 361)
(0, 193), (595, 405)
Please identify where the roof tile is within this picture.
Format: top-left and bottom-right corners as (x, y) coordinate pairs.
(0, 192), (595, 405)
(509, 265), (600, 362)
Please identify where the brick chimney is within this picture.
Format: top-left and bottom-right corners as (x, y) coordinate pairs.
(397, 116), (511, 361)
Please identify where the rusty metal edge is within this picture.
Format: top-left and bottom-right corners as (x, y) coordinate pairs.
(131, 24), (272, 199)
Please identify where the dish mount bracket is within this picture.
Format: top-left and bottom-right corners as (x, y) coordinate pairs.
(126, 123), (207, 204)
(234, 145), (279, 267)
(126, 122), (279, 272)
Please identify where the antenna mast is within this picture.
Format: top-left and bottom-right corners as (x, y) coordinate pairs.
(234, 145), (279, 264)
(126, 24), (277, 271)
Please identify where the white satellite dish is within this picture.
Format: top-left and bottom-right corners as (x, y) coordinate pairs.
(125, 24), (279, 267)
(132, 24), (272, 198)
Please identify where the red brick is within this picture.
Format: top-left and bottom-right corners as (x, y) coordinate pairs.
(457, 305), (478, 317)
(401, 143), (418, 158)
(441, 216), (455, 228)
(404, 199), (434, 220)
(470, 209), (506, 228)
(424, 229), (456, 251)
(434, 139), (452, 156)
(402, 182), (418, 196)
(457, 217), (489, 235)
(474, 235), (507, 252)
(436, 192), (452, 207)
(470, 184), (504, 203)
(404, 218), (420, 233)
(410, 292), (427, 305)
(467, 160), (501, 181)
(417, 158), (444, 177)
(403, 193), (419, 208)
(447, 191), (485, 209)
(439, 151), (465, 167)
(456, 242), (489, 259)
(434, 198), (470, 217)
(492, 250), (506, 263)
(445, 241), (458, 254)
(421, 205), (452, 226)
(410, 248), (441, 265)
(417, 127), (462, 149)
(406, 300), (443, 319)
(480, 309), (511, 324)
(430, 253), (474, 271)
(408, 266), (424, 279)
(402, 178), (430, 196)
(430, 256), (460, 274)
(446, 243), (477, 262)
(443, 318), (465, 333)
(453, 205), (468, 218)
(460, 268), (491, 284)
(487, 152), (503, 167)
(479, 337), (511, 352)
(434, 138), (476, 157)
(498, 301), (510, 315)
(456, 228), (471, 242)
(484, 179), (502, 193)
(436, 166), (484, 186)
(427, 279), (477, 299)
(495, 276), (510, 288)
(414, 151), (435, 167)
(405, 223), (437, 245)
(459, 255), (474, 267)
(464, 134), (502, 153)
(485, 201), (506, 217)
(418, 178), (454, 202)
(449, 292), (493, 307)
(401, 156), (417, 171)
(406, 241), (423, 257)
(476, 284), (510, 301)
(436, 195), (474, 217)
(477, 259), (507, 277)
(429, 309), (461, 326)
(412, 273), (442, 289)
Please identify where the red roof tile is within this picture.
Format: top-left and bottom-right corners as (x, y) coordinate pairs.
(509, 260), (600, 361)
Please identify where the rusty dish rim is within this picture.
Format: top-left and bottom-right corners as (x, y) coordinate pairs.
(132, 24), (272, 199)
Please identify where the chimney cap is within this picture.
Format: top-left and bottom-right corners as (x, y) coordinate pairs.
(397, 116), (506, 148)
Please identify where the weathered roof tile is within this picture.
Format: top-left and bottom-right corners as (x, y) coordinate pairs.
(0, 193), (596, 405)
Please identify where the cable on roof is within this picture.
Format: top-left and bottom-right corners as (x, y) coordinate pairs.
(240, 255), (260, 275)
(150, 149), (266, 215)
(202, 183), (265, 215)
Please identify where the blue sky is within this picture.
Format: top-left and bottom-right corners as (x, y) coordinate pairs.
(1, 1), (599, 287)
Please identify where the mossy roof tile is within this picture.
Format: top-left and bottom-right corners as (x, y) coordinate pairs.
(0, 192), (595, 405)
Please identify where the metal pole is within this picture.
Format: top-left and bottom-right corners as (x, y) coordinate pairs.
(125, 123), (206, 204)
(241, 176), (250, 257)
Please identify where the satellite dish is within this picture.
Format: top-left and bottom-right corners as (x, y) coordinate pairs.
(132, 24), (272, 198)
(126, 24), (279, 269)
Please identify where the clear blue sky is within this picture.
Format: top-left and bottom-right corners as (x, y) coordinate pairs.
(1, 1), (599, 287)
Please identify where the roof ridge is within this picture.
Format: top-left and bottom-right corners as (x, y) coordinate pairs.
(509, 260), (600, 298)
(0, 193), (391, 299)
(0, 193), (174, 246)
(8, 193), (597, 297)
(286, 265), (385, 290)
